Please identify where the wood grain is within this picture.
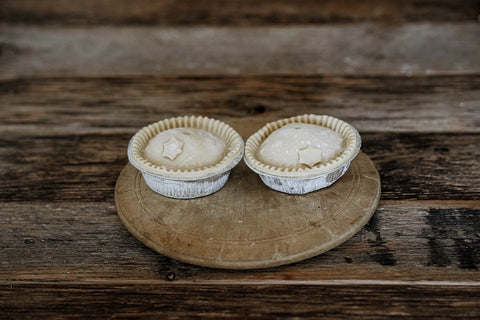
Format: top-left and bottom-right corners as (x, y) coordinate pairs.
(1, 75), (478, 203)
(1, 200), (479, 282)
(1, 75), (479, 134)
(1, 23), (479, 76)
(0, 131), (478, 203)
(115, 153), (380, 269)
(1, 0), (478, 25)
(1, 0), (479, 315)
(1, 282), (479, 319)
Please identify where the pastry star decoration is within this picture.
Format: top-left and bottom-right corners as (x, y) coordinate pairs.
(298, 145), (323, 168)
(162, 136), (184, 160)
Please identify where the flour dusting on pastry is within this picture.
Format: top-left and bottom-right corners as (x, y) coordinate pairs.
(257, 123), (344, 169)
(144, 128), (226, 170)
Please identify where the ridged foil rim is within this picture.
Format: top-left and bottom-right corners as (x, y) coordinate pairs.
(128, 116), (244, 180)
(244, 114), (361, 179)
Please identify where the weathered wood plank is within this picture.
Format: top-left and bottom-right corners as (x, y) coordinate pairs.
(0, 132), (478, 202)
(1, 0), (478, 25)
(1, 201), (479, 281)
(364, 133), (480, 200)
(1, 75), (478, 202)
(1, 75), (479, 134)
(1, 24), (479, 76)
(1, 1), (478, 316)
(1, 282), (479, 319)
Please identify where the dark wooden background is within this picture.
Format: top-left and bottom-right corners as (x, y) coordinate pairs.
(1, 1), (479, 318)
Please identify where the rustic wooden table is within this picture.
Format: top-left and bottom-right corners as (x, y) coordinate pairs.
(1, 1), (479, 318)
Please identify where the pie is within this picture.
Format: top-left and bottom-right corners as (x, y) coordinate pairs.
(244, 114), (361, 194)
(128, 116), (244, 199)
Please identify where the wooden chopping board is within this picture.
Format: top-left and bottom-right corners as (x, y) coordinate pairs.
(115, 152), (381, 269)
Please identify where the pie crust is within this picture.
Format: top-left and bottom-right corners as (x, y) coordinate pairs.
(128, 116), (244, 198)
(244, 114), (361, 194)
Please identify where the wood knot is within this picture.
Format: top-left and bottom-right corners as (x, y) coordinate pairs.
(166, 271), (176, 281)
(253, 104), (266, 114)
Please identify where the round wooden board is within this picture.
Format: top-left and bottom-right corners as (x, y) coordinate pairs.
(115, 152), (381, 269)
